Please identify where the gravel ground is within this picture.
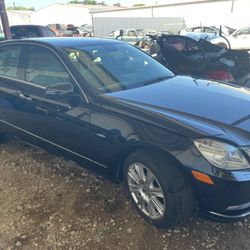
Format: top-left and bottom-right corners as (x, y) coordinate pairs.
(1, 138), (250, 250)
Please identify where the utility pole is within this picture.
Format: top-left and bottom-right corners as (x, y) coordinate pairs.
(0, 0), (12, 39)
(231, 0), (235, 13)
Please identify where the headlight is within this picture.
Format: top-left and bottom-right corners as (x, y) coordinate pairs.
(194, 139), (250, 170)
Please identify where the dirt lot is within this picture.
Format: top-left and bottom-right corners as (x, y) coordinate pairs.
(0, 139), (250, 250)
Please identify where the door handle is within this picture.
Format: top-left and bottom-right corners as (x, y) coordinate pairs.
(17, 91), (32, 101)
(96, 133), (106, 139)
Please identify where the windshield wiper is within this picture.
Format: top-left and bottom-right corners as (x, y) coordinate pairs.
(142, 75), (174, 86)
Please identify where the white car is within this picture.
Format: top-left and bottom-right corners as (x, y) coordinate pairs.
(211, 27), (250, 50)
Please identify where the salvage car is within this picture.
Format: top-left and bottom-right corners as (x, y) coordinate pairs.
(211, 27), (250, 50)
(108, 28), (157, 45)
(1, 38), (250, 228)
(149, 34), (250, 86)
(180, 26), (235, 42)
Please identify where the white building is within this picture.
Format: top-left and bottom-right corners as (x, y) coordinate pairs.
(7, 10), (32, 26)
(92, 0), (250, 28)
(7, 3), (125, 27)
(5, 1), (250, 31)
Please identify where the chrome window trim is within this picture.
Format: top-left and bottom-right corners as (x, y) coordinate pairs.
(0, 75), (46, 90)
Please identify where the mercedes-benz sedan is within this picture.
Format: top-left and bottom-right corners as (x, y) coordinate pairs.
(0, 38), (250, 227)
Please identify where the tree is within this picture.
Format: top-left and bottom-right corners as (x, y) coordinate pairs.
(83, 0), (97, 4)
(69, 0), (98, 4)
(133, 4), (145, 7)
(69, 0), (80, 3)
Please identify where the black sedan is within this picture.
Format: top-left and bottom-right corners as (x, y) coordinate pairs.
(0, 38), (250, 228)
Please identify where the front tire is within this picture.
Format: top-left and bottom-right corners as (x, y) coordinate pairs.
(123, 150), (193, 228)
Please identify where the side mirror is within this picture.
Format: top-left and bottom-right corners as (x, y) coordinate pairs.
(45, 82), (74, 97)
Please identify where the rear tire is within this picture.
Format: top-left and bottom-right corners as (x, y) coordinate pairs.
(123, 150), (193, 228)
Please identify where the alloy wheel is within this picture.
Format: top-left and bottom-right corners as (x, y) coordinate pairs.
(127, 162), (166, 220)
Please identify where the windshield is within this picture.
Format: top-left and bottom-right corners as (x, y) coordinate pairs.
(63, 43), (174, 94)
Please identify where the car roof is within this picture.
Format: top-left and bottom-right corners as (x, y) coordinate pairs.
(0, 37), (123, 47)
(10, 25), (47, 28)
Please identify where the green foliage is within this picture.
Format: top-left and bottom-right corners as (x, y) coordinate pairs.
(84, 0), (97, 4)
(7, 6), (35, 11)
(133, 4), (145, 7)
(69, 0), (98, 4)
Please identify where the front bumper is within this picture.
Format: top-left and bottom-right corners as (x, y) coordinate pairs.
(176, 143), (250, 221)
(206, 209), (250, 221)
(190, 171), (250, 221)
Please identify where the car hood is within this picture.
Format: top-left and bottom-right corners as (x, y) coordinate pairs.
(105, 76), (250, 142)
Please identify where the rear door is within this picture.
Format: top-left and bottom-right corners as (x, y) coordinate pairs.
(0, 44), (26, 134)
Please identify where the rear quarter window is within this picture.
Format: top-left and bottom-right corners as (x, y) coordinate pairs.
(0, 45), (22, 79)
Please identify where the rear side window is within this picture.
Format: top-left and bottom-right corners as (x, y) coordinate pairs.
(0, 45), (22, 79)
(42, 27), (56, 37)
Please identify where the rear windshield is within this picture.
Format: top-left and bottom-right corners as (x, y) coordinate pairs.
(10, 26), (41, 39)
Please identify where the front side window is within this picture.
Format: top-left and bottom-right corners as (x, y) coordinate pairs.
(127, 30), (137, 37)
(24, 46), (71, 87)
(204, 27), (217, 34)
(235, 27), (250, 36)
(162, 37), (187, 51)
(193, 27), (203, 33)
(63, 43), (174, 94)
(0, 45), (22, 79)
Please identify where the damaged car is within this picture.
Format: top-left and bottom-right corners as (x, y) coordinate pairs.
(148, 34), (250, 87)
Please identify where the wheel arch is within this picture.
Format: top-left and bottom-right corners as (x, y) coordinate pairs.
(114, 143), (188, 182)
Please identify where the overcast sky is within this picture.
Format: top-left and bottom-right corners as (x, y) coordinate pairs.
(5, 0), (164, 9)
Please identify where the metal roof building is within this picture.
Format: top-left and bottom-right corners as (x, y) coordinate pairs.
(91, 0), (250, 28)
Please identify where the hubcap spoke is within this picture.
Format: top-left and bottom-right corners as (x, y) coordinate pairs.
(135, 163), (146, 182)
(151, 197), (164, 215)
(128, 168), (140, 184)
(128, 183), (141, 193)
(145, 170), (154, 185)
(150, 187), (164, 198)
(148, 199), (158, 218)
(137, 195), (147, 210)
